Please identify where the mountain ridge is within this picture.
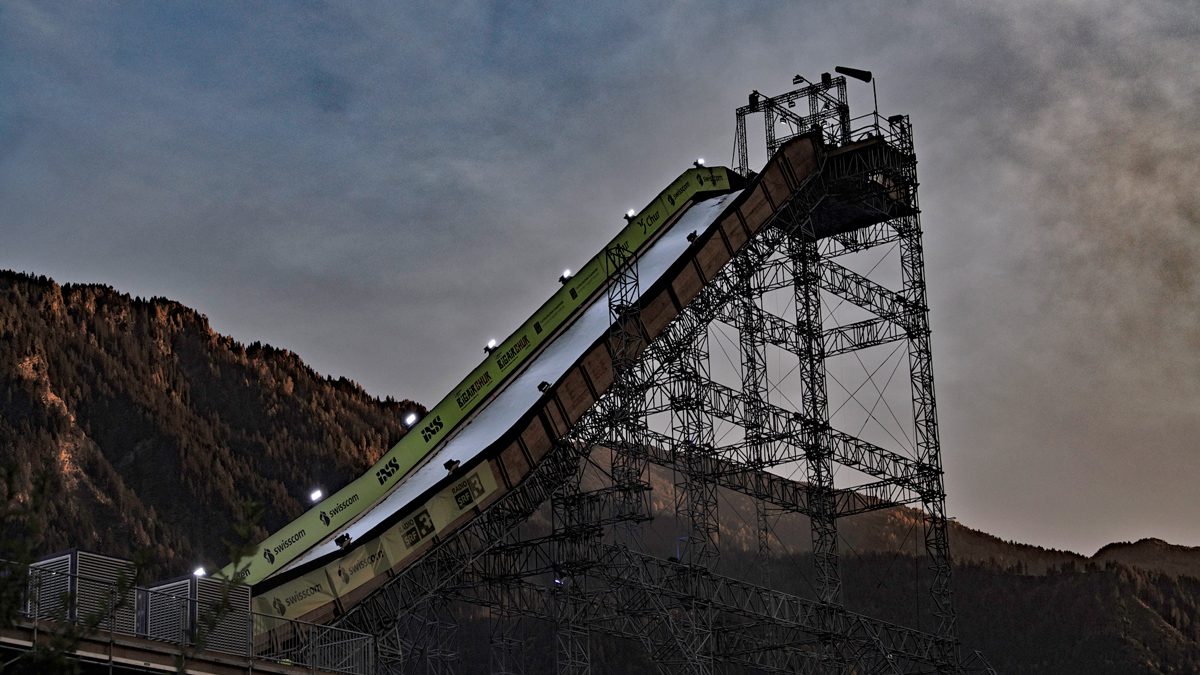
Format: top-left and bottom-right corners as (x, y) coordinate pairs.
(1093, 537), (1200, 580)
(3, 268), (1199, 672)
(0, 269), (422, 575)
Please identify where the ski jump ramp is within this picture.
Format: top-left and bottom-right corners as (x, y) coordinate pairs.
(225, 130), (908, 626)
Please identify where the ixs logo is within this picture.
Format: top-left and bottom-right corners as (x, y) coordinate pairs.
(421, 415), (445, 441)
(376, 457), (401, 485)
(320, 494), (361, 526)
(263, 530), (308, 564)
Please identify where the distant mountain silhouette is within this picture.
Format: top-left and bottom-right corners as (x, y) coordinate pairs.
(2, 268), (1198, 672)
(1094, 538), (1200, 580)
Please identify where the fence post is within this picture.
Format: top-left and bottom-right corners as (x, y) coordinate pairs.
(108, 584), (117, 632)
(180, 595), (189, 647)
(108, 582), (116, 671)
(31, 568), (40, 644)
(314, 621), (321, 672)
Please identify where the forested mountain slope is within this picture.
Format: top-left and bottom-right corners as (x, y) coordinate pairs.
(0, 270), (421, 575)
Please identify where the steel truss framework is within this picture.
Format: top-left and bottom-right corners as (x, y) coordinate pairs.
(335, 77), (992, 674)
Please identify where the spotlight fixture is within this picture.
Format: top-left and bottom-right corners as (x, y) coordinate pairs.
(444, 459), (460, 472)
(309, 489), (323, 503)
(686, 230), (698, 243)
(559, 269), (573, 284)
(335, 533), (353, 549)
(624, 209), (636, 221)
(404, 411), (419, 427)
(537, 381), (551, 392)
(693, 158), (705, 168)
(193, 567), (206, 577)
(484, 339), (498, 354)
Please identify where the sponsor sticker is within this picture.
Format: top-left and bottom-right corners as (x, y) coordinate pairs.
(256, 576), (335, 621)
(495, 335), (530, 371)
(329, 540), (390, 595)
(455, 370), (494, 409)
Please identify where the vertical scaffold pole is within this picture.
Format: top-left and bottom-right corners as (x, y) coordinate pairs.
(893, 115), (958, 671)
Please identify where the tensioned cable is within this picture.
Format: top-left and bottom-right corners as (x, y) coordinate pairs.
(849, 344), (913, 457)
(826, 340), (904, 421)
(819, 290), (916, 455)
(826, 354), (913, 459)
(851, 345), (915, 454)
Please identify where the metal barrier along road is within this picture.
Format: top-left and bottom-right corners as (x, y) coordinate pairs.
(11, 561), (375, 674)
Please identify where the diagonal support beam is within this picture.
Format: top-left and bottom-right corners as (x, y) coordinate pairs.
(636, 428), (924, 519)
(818, 258), (918, 329)
(716, 301), (907, 360)
(822, 316), (908, 357)
(647, 379), (935, 491)
(748, 255), (918, 332)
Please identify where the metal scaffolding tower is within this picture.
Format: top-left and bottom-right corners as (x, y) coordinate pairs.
(335, 73), (987, 674)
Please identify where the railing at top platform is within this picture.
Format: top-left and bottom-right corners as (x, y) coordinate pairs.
(734, 73), (916, 178)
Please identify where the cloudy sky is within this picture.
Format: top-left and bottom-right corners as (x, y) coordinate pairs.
(2, 1), (1197, 556)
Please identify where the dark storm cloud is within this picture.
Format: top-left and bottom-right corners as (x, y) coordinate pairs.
(1, 0), (1197, 554)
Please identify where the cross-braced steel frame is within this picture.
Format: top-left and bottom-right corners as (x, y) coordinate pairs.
(334, 75), (989, 674)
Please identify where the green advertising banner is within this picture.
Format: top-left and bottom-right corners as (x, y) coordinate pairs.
(253, 572), (336, 622)
(326, 537), (390, 598)
(225, 166), (732, 586)
(254, 464), (500, 625)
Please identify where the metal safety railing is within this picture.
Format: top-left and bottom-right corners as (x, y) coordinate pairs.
(253, 613), (376, 674)
(7, 562), (375, 674)
(19, 562), (132, 631)
(846, 110), (913, 148)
